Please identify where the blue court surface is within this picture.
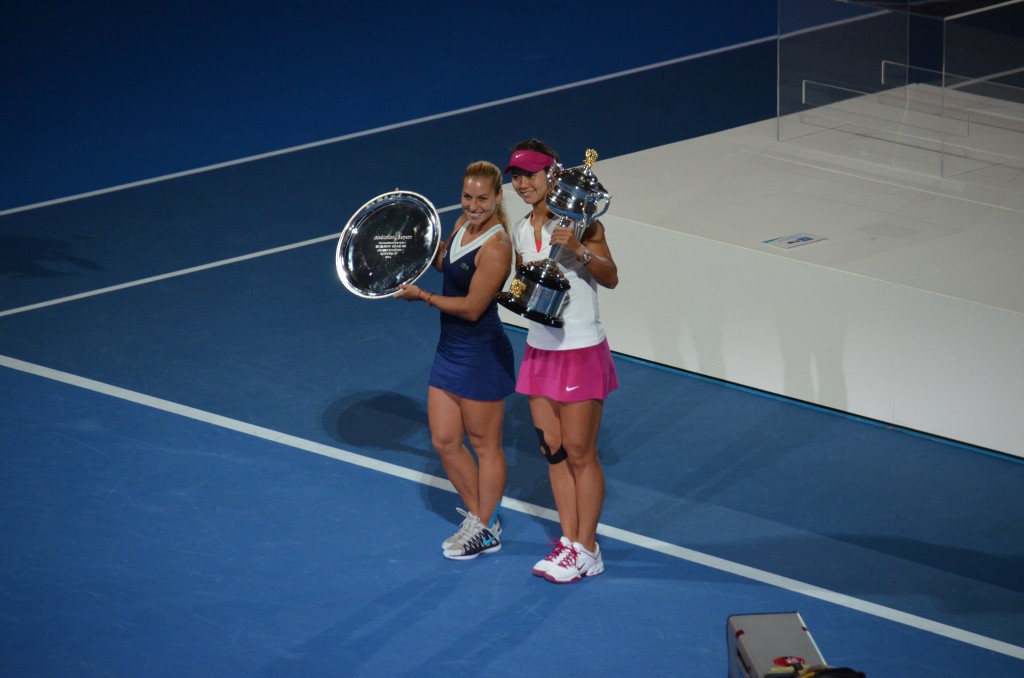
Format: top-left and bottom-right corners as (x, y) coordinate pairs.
(3, 3), (1023, 677)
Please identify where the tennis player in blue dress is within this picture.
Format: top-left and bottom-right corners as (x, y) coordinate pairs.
(397, 160), (515, 560)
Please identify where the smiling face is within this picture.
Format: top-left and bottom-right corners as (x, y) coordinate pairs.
(510, 168), (549, 208)
(461, 176), (502, 228)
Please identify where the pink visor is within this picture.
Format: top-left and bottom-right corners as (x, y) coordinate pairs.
(504, 149), (555, 174)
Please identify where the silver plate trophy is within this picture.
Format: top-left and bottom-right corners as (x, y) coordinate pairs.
(335, 190), (442, 299)
(497, 149), (611, 327)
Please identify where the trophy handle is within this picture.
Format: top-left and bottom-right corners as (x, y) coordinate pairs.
(546, 161), (564, 185)
(591, 192), (611, 220)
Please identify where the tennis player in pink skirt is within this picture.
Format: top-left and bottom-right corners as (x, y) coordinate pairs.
(504, 139), (619, 584)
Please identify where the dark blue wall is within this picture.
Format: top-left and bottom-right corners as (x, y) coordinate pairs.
(1, 1), (778, 211)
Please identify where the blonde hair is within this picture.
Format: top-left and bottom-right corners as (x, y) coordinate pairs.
(464, 160), (510, 233)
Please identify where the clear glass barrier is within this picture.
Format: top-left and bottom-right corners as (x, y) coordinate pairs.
(778, 0), (1024, 176)
(941, 2), (1024, 174)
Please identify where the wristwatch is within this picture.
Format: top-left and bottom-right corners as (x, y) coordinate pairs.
(578, 246), (592, 266)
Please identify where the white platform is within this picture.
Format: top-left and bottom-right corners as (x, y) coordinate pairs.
(501, 115), (1024, 458)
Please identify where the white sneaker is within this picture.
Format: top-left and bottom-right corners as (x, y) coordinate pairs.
(531, 536), (573, 578)
(441, 509), (502, 553)
(441, 508), (480, 551)
(443, 523), (501, 560)
(544, 541), (604, 584)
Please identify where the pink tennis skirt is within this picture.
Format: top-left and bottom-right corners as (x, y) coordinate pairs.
(516, 339), (618, 402)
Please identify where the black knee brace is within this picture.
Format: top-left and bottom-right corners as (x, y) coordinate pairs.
(535, 427), (567, 465)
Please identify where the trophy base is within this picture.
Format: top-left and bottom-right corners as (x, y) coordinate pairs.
(497, 293), (565, 328)
(497, 260), (571, 328)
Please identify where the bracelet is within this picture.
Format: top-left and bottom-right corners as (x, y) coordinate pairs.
(426, 292), (434, 306)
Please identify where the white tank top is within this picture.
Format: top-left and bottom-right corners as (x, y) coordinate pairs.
(511, 214), (606, 351)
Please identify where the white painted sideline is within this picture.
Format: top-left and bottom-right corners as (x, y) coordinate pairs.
(0, 204), (462, 320)
(0, 36), (776, 218)
(2, 353), (1021, 661)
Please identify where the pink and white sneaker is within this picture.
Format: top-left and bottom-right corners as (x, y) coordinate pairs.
(544, 541), (605, 584)
(531, 536), (573, 577)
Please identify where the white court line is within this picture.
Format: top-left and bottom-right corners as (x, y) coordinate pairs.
(0, 35), (776, 218)
(947, 0), (1023, 21)
(0, 204), (462, 320)
(2, 352), (1022, 662)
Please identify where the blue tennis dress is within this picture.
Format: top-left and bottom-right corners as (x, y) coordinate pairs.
(428, 224), (516, 401)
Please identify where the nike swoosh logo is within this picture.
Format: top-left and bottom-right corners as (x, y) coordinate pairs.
(566, 385), (580, 392)
(483, 536), (497, 546)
